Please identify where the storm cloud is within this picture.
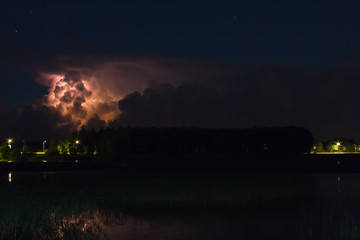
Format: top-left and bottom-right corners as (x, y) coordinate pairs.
(0, 104), (79, 141)
(0, 55), (359, 140)
(108, 63), (360, 140)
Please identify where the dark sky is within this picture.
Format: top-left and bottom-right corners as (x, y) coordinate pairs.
(1, 0), (360, 140)
(3, 1), (360, 64)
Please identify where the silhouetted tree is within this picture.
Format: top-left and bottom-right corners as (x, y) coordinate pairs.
(0, 144), (10, 160)
(46, 138), (59, 156)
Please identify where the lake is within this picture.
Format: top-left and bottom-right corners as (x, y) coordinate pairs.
(0, 170), (359, 239)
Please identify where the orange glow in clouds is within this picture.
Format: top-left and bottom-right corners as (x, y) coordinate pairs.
(42, 72), (121, 127)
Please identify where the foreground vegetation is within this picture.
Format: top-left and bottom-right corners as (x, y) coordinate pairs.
(0, 172), (323, 240)
(0, 126), (314, 162)
(313, 137), (360, 153)
(0, 172), (360, 239)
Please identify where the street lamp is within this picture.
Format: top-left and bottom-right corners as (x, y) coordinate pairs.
(7, 138), (13, 149)
(336, 142), (341, 152)
(43, 140), (47, 152)
(75, 140), (80, 155)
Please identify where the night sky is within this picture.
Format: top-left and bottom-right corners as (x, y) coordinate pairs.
(1, 0), (360, 141)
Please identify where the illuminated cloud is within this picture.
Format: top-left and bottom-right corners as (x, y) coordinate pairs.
(39, 70), (115, 126)
(12, 54), (360, 140)
(35, 56), (240, 128)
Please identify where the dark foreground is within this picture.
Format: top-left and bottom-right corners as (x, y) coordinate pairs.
(1, 153), (360, 172)
(1, 153), (360, 239)
(0, 170), (359, 240)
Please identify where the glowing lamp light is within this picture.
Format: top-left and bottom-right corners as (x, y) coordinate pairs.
(335, 141), (341, 152)
(8, 172), (11, 183)
(7, 138), (13, 149)
(75, 140), (80, 144)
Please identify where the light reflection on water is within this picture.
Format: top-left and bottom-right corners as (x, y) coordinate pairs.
(1, 171), (360, 239)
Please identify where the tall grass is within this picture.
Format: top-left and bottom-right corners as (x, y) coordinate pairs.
(0, 172), (353, 240)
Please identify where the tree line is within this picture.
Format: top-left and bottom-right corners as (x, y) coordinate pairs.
(313, 138), (360, 153)
(0, 126), (314, 161)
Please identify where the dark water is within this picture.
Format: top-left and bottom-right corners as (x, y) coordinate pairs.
(1, 170), (359, 239)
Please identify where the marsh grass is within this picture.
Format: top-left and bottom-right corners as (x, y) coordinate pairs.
(0, 172), (352, 240)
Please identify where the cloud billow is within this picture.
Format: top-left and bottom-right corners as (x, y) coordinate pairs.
(117, 80), (274, 129)
(1, 55), (360, 140)
(15, 104), (79, 140)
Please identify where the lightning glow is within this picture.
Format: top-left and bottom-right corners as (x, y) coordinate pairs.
(41, 70), (121, 127)
(35, 58), (202, 130)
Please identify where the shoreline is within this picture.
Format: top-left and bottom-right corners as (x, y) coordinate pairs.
(1, 153), (360, 173)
